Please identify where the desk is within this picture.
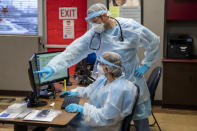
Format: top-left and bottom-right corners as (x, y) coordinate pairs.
(0, 83), (88, 131)
(162, 58), (197, 108)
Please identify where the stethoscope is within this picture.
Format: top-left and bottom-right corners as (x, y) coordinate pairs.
(89, 17), (124, 50)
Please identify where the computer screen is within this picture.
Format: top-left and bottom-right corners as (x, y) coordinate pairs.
(28, 54), (40, 98)
(27, 54), (48, 107)
(36, 51), (69, 85)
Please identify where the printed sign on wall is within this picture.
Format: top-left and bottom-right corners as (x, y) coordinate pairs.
(63, 20), (74, 39)
(108, 0), (142, 24)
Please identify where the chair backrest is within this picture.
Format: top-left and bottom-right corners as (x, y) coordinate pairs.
(121, 84), (140, 131)
(146, 67), (162, 102)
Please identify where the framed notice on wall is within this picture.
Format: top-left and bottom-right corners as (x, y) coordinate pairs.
(107, 0), (143, 24)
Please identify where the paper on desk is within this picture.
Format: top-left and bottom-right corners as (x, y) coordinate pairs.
(0, 108), (33, 120)
(16, 108), (33, 118)
(24, 109), (61, 122)
(0, 109), (22, 120)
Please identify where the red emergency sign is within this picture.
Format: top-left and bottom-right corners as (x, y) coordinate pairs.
(59, 7), (77, 19)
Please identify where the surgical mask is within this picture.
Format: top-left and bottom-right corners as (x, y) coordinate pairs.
(97, 64), (105, 76)
(92, 23), (104, 33)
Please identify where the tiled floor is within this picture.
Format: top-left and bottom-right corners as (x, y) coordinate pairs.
(0, 96), (197, 131)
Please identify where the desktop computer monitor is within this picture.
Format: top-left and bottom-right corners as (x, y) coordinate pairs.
(27, 51), (69, 106)
(28, 54), (40, 98)
(27, 54), (47, 107)
(35, 51), (69, 99)
(35, 51), (69, 86)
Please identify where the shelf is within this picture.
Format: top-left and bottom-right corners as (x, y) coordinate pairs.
(162, 58), (197, 63)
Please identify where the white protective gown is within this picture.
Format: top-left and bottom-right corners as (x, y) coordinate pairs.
(62, 75), (137, 131)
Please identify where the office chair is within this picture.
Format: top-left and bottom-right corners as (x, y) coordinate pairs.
(121, 84), (140, 131)
(146, 66), (162, 131)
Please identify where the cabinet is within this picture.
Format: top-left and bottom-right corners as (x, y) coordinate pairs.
(166, 0), (197, 20)
(162, 59), (197, 107)
(163, 0), (197, 108)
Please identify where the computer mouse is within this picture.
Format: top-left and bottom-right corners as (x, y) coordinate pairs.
(59, 93), (68, 98)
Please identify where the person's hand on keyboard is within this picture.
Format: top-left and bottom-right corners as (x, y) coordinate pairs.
(65, 104), (84, 114)
(61, 91), (78, 96)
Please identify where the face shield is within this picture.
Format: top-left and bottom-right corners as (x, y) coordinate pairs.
(97, 56), (121, 68)
(85, 9), (109, 22)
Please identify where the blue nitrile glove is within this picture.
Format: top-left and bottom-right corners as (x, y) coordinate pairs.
(65, 104), (84, 114)
(134, 64), (150, 78)
(60, 91), (78, 96)
(34, 66), (54, 79)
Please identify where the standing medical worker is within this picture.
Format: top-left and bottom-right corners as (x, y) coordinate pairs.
(35, 3), (160, 131)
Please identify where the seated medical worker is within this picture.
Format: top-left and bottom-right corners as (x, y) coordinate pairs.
(51, 52), (137, 131)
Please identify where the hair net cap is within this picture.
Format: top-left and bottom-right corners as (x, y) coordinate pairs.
(85, 3), (109, 21)
(100, 52), (122, 77)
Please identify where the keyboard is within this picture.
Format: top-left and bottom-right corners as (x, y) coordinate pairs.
(61, 96), (80, 109)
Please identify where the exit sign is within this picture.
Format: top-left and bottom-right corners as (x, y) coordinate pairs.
(59, 7), (77, 19)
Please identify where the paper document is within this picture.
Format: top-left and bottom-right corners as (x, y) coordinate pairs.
(0, 108), (33, 120)
(0, 110), (21, 120)
(24, 109), (61, 122)
(17, 108), (33, 118)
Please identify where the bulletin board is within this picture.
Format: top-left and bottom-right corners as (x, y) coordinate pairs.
(46, 0), (87, 49)
(107, 0), (143, 24)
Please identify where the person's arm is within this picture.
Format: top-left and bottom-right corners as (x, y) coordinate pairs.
(83, 81), (137, 126)
(134, 20), (160, 67)
(47, 30), (94, 73)
(75, 76), (106, 98)
(83, 102), (120, 126)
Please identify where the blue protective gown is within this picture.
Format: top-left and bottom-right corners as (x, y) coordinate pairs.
(63, 75), (137, 131)
(48, 17), (160, 120)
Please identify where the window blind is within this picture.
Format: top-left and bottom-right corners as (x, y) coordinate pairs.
(0, 0), (38, 35)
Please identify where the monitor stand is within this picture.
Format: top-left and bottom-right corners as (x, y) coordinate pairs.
(39, 83), (56, 99)
(26, 92), (47, 107)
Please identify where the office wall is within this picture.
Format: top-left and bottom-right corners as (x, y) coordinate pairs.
(0, 0), (42, 91)
(87, 0), (106, 7)
(0, 36), (39, 91)
(38, 0), (44, 36)
(142, 0), (165, 100)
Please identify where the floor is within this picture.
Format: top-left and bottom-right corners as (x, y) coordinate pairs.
(0, 96), (197, 131)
